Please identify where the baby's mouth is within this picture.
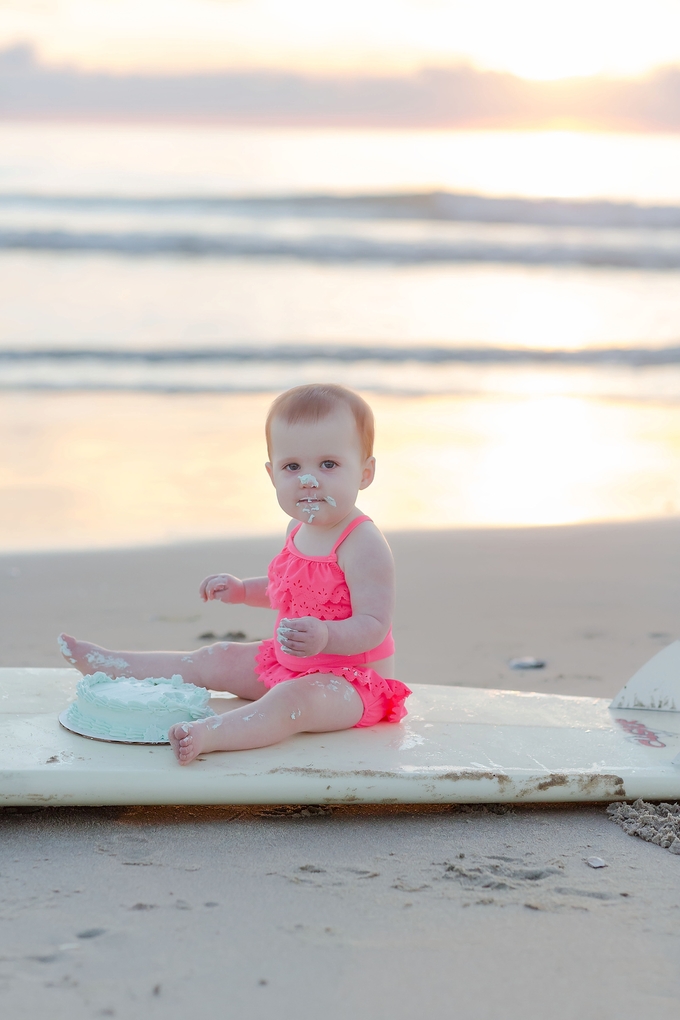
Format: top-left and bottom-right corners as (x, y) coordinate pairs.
(295, 495), (336, 507)
(295, 494), (336, 524)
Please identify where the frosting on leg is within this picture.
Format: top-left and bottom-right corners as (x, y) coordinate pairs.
(57, 633), (267, 699)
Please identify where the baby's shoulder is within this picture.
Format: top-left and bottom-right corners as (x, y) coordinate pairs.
(338, 518), (392, 567)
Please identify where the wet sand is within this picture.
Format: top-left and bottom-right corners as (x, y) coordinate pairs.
(1, 519), (680, 1017)
(3, 390), (680, 553)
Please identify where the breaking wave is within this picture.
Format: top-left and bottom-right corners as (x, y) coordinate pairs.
(3, 344), (680, 398)
(3, 191), (680, 268)
(4, 191), (680, 227)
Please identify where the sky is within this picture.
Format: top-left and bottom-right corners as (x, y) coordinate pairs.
(2, 0), (680, 81)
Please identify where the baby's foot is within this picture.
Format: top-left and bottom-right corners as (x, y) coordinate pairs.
(58, 633), (132, 677)
(168, 717), (224, 765)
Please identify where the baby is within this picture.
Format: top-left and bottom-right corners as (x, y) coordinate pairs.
(59, 384), (411, 764)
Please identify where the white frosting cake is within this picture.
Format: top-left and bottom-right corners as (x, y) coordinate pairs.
(60, 672), (215, 743)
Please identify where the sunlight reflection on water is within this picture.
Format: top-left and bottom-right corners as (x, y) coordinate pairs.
(1, 390), (679, 551)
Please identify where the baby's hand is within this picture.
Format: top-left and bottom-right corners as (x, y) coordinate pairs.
(277, 617), (329, 657)
(199, 574), (245, 604)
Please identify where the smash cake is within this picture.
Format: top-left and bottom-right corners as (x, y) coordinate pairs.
(60, 671), (216, 744)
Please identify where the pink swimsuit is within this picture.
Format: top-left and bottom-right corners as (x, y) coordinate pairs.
(254, 515), (411, 727)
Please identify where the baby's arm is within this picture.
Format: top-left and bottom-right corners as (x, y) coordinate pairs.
(278, 523), (394, 657)
(200, 574), (270, 608)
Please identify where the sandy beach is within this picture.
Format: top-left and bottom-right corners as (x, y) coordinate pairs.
(2, 519), (680, 1017)
(2, 518), (678, 693)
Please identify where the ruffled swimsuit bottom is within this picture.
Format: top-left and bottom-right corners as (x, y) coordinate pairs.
(254, 639), (411, 728)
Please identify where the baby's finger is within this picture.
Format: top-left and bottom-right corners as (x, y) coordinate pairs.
(277, 621), (301, 639)
(283, 620), (305, 631)
(282, 638), (307, 651)
(277, 631), (304, 647)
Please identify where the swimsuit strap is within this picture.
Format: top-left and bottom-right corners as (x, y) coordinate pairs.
(331, 514), (372, 554)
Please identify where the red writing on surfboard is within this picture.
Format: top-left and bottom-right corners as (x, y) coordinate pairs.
(615, 718), (666, 748)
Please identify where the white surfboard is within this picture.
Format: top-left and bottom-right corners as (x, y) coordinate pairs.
(610, 640), (680, 712)
(1, 661), (679, 807)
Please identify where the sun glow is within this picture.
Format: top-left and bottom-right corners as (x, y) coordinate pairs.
(2, 391), (680, 551)
(2, 0), (680, 79)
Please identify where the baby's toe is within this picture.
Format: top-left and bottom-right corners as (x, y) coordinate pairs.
(169, 722), (200, 764)
(169, 722), (190, 751)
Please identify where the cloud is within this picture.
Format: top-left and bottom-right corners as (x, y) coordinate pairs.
(1, 44), (679, 130)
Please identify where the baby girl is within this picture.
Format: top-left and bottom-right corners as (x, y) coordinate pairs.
(59, 384), (411, 764)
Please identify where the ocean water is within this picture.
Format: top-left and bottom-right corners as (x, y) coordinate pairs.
(2, 122), (680, 549)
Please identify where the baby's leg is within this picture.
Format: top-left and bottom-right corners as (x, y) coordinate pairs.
(168, 674), (364, 765)
(58, 633), (267, 700)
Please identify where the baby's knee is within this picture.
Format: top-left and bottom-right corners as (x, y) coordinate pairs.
(197, 640), (231, 659)
(274, 675), (362, 731)
(264, 677), (315, 718)
(282, 675), (345, 711)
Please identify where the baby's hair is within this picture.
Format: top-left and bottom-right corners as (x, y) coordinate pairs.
(266, 384), (374, 460)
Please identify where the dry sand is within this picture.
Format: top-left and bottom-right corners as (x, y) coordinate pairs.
(1, 519), (680, 1018)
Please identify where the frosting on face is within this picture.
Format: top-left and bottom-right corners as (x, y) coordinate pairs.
(294, 492), (335, 524)
(61, 672), (215, 744)
(300, 502), (320, 523)
(298, 473), (319, 487)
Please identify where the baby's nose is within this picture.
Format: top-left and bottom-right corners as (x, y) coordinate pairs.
(298, 473), (319, 488)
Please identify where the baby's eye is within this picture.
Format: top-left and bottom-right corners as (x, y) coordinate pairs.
(321, 460), (337, 470)
(284, 462), (301, 472)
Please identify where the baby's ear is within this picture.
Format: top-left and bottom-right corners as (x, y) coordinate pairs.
(359, 456), (376, 490)
(265, 462), (275, 485)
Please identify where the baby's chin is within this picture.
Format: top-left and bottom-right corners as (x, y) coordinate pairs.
(290, 505), (343, 526)
(286, 497), (332, 522)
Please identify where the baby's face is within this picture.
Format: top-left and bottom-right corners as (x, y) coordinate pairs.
(266, 405), (375, 526)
